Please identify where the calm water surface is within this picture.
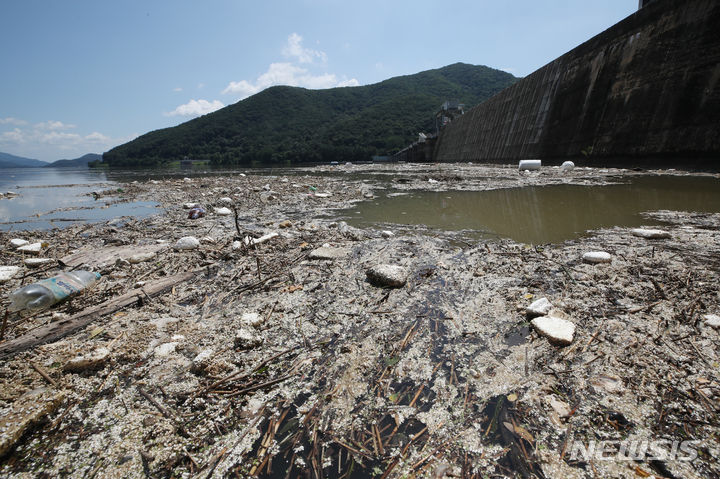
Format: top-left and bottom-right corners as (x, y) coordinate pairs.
(0, 168), (159, 231)
(344, 176), (720, 244)
(3, 167), (720, 243)
(0, 166), (293, 231)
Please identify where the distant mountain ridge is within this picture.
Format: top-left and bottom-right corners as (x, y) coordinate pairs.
(104, 63), (519, 167)
(0, 152), (101, 168)
(0, 152), (48, 168)
(46, 153), (102, 168)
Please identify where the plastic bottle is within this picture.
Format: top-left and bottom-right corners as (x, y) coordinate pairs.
(8, 270), (101, 313)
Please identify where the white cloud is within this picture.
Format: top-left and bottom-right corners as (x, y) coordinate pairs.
(1, 128), (24, 143)
(337, 78), (360, 87)
(41, 131), (82, 143)
(0, 119), (129, 160)
(173, 87), (183, 92)
(85, 132), (112, 143)
(165, 99), (225, 117)
(35, 120), (77, 131)
(222, 80), (260, 98)
(282, 33), (327, 64)
(221, 33), (359, 101)
(223, 62), (359, 100)
(0, 117), (27, 126)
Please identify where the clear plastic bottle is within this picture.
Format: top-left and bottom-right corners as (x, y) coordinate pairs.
(8, 270), (101, 313)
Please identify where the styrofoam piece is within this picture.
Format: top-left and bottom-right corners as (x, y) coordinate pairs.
(519, 159), (541, 170)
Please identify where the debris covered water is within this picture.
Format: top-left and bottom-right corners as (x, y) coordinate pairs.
(0, 163), (719, 478)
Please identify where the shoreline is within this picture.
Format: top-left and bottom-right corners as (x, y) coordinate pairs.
(1, 163), (719, 478)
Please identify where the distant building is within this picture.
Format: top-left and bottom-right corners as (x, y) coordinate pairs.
(435, 100), (465, 132)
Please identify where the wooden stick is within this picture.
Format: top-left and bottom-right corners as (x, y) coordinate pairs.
(409, 383), (426, 408)
(581, 327), (602, 353)
(380, 458), (399, 479)
(30, 361), (57, 387)
(195, 346), (296, 398)
(333, 438), (367, 457)
(137, 386), (172, 419)
(224, 373), (294, 398)
(411, 437), (455, 470)
(374, 423), (385, 456)
(400, 321), (418, 351)
(627, 300), (662, 313)
(0, 309), (8, 341)
(50, 400), (78, 430)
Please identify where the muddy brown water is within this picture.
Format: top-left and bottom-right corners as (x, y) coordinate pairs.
(343, 175), (720, 244)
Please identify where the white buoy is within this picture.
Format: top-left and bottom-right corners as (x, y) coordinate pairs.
(560, 161), (575, 173)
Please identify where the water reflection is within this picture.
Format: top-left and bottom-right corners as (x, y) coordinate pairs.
(344, 176), (720, 244)
(0, 168), (158, 231)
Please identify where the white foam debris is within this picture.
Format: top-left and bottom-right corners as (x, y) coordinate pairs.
(10, 238), (29, 248)
(243, 232), (278, 246)
(63, 347), (111, 372)
(17, 242), (43, 255)
(235, 328), (263, 350)
(531, 314), (575, 345)
(308, 247), (349, 260)
(0, 266), (21, 282)
(242, 312), (264, 327)
(704, 314), (720, 329)
(24, 258), (54, 268)
(526, 297), (553, 317)
(155, 342), (179, 357)
(174, 236), (200, 250)
(631, 228), (671, 239)
(582, 251), (612, 264)
(128, 251), (156, 264)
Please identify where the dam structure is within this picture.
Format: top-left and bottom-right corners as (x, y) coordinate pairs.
(432, 0), (720, 166)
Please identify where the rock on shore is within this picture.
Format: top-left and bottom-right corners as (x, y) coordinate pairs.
(366, 264), (407, 288)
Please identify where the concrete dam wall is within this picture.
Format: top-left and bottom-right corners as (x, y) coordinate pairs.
(433, 0), (720, 165)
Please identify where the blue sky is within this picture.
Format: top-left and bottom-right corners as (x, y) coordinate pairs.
(0, 0), (637, 162)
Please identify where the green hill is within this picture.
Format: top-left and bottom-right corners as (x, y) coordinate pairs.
(103, 63), (518, 167)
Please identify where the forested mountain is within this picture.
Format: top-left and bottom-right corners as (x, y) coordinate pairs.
(103, 63), (518, 167)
